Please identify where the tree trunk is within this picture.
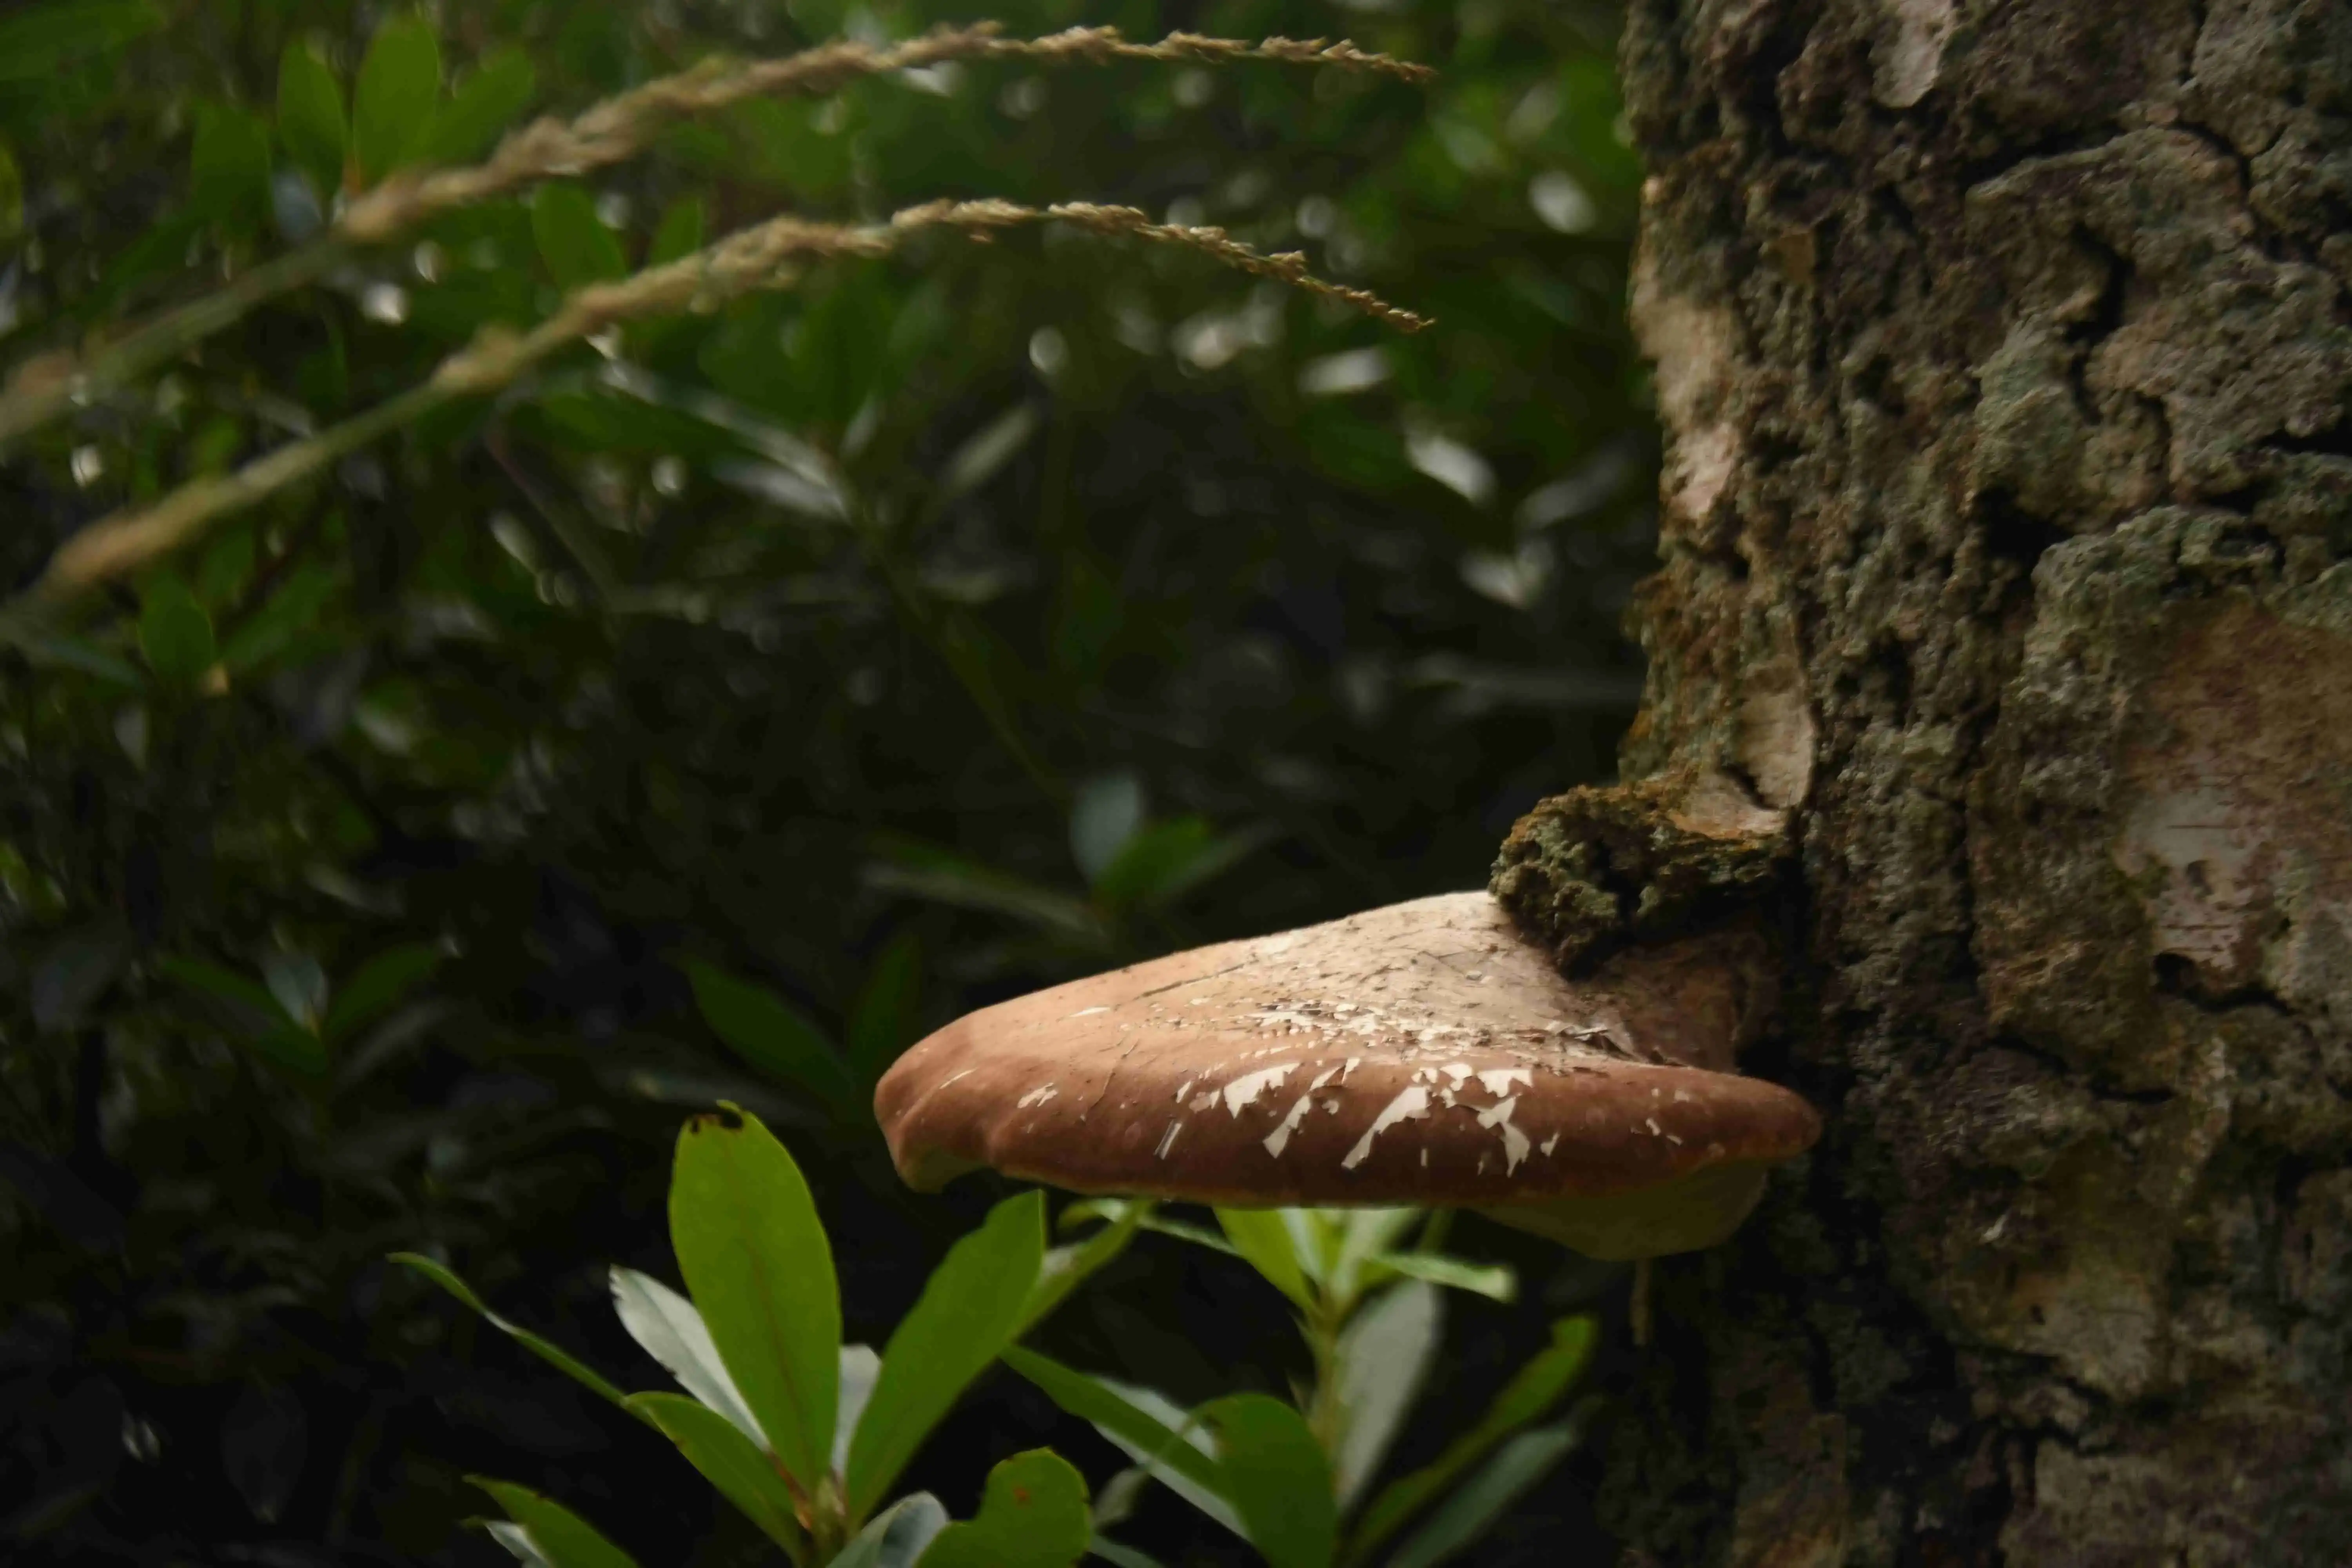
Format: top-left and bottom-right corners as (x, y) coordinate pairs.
(1584, 2), (2352, 1561)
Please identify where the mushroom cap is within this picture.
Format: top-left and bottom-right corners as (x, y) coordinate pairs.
(875, 891), (1818, 1218)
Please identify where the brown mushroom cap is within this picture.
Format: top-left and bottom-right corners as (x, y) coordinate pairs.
(874, 891), (1820, 1257)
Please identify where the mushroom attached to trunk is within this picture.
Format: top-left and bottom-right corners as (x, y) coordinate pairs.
(873, 891), (1818, 1259)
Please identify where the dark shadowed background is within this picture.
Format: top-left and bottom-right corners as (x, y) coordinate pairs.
(0, 0), (1657, 1560)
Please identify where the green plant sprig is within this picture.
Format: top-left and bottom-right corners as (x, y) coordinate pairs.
(5, 197), (1425, 624)
(0, 22), (1430, 450)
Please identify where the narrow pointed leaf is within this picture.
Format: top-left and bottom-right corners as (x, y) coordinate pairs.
(833, 1494), (949, 1568)
(276, 42), (345, 194)
(627, 1393), (806, 1555)
(1215, 1208), (1313, 1309)
(846, 1190), (1044, 1515)
(609, 1267), (764, 1445)
(845, 929), (923, 1087)
(1362, 1251), (1515, 1303)
(1381, 1418), (1584, 1568)
(1000, 1349), (1235, 1534)
(1022, 1199), (1147, 1334)
(352, 14), (440, 183)
(1330, 1281), (1441, 1511)
(668, 1107), (839, 1490)
(1202, 1394), (1336, 1568)
(473, 1479), (641, 1568)
(321, 942), (443, 1042)
(419, 48), (534, 166)
(682, 960), (864, 1122)
(1343, 1316), (1595, 1564)
(917, 1449), (1090, 1568)
(388, 1253), (637, 1415)
(1086, 1539), (1167, 1568)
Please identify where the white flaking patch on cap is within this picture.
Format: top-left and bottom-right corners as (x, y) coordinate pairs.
(936, 1069), (975, 1089)
(1475, 1095), (1532, 1173)
(1156, 1121), (1183, 1158)
(1343, 1085), (1432, 1169)
(1476, 1067), (1533, 1097)
(1440, 1062), (1473, 1085)
(1645, 1117), (1661, 1136)
(1018, 1085), (1059, 1108)
(1263, 1094), (1315, 1158)
(1540, 1132), (1561, 1156)
(1069, 1006), (1111, 1018)
(1308, 1065), (1340, 1091)
(1222, 1062), (1298, 1116)
(1190, 1091), (1219, 1112)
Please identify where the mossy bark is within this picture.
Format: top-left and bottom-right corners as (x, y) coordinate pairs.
(1561, 2), (2352, 1561)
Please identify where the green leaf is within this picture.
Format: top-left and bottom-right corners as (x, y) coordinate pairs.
(609, 1267), (764, 1445)
(532, 182), (627, 292)
(1342, 1316), (1596, 1565)
(159, 955), (292, 1033)
(647, 196), (706, 266)
(1, 626), (142, 686)
(1380, 1419), (1583, 1568)
(189, 103), (272, 229)
(352, 14), (440, 184)
(0, 0), (160, 88)
(1085, 1540), (1166, 1568)
(1021, 1198), (1147, 1334)
(1093, 818), (1268, 911)
(321, 942), (443, 1042)
(1214, 1209), (1314, 1310)
(138, 576), (216, 686)
(388, 1253), (638, 1414)
(1202, 1394), (1336, 1568)
(419, 48), (534, 167)
(1362, 1251), (1516, 1304)
(626, 1393), (806, 1555)
(833, 1494), (949, 1568)
(473, 1479), (641, 1568)
(846, 1190), (1045, 1516)
(682, 959), (864, 1123)
(218, 564), (341, 673)
(668, 1106), (839, 1492)
(1069, 773), (1145, 886)
(261, 949), (327, 1032)
(1330, 1281), (1441, 1511)
(918, 1449), (1091, 1568)
(1000, 1350), (1233, 1533)
(276, 42), (346, 195)
(845, 929), (923, 1087)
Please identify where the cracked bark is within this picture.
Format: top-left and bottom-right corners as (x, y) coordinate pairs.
(1564, 1), (2352, 1562)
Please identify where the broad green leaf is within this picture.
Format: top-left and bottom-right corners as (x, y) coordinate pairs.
(1363, 1251), (1516, 1304)
(1343, 1316), (1595, 1564)
(1381, 1419), (1583, 1568)
(276, 42), (346, 195)
(833, 1494), (949, 1568)
(419, 48), (534, 167)
(321, 943), (443, 1041)
(218, 564), (342, 673)
(608, 1267), (764, 1445)
(1092, 818), (1269, 911)
(668, 1107), (838, 1490)
(647, 196), (706, 266)
(189, 103), (272, 229)
(626, 1392), (806, 1555)
(1215, 1209), (1314, 1309)
(473, 1479), (641, 1568)
(918, 1449), (1091, 1568)
(682, 959), (864, 1122)
(845, 929), (923, 1087)
(138, 577), (215, 686)
(245, 1026), (330, 1075)
(0, 0), (160, 87)
(846, 1190), (1045, 1515)
(352, 15), (440, 184)
(388, 1253), (638, 1414)
(532, 182), (627, 292)
(1022, 1199), (1147, 1334)
(1330, 1281), (1441, 1510)
(1203, 1394), (1336, 1568)
(1000, 1349), (1234, 1533)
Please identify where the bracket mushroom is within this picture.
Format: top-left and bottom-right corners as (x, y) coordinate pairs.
(874, 890), (1819, 1260)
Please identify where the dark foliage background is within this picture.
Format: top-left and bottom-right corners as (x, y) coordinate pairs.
(0, 0), (1655, 1561)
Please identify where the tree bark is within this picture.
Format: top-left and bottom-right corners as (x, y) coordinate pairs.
(1583, 2), (2352, 1561)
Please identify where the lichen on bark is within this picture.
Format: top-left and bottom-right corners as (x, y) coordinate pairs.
(1583, 0), (2352, 1563)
